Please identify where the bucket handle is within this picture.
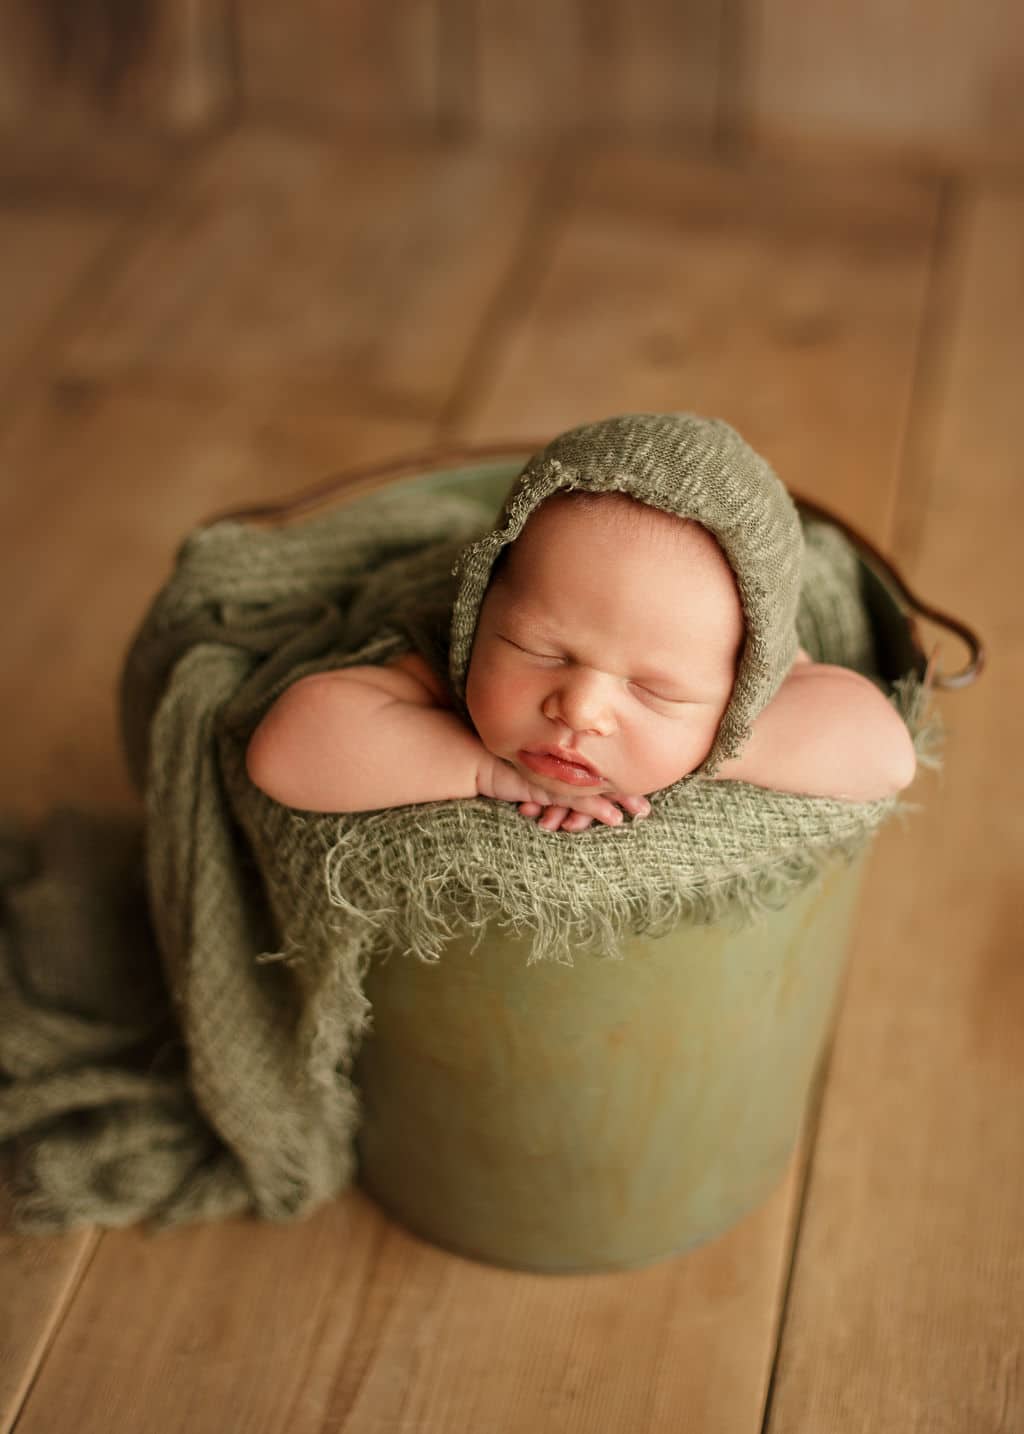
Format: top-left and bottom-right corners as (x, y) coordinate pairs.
(207, 443), (985, 693)
(792, 492), (984, 690)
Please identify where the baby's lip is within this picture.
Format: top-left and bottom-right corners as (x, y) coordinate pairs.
(518, 746), (603, 785)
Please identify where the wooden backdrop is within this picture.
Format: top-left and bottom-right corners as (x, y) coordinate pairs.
(2, 0), (1022, 166)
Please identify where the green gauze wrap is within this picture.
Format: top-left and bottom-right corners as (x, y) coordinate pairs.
(449, 412), (804, 780)
(0, 416), (938, 1233)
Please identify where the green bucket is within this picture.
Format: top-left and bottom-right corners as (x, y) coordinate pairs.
(232, 447), (961, 1274)
(355, 853), (864, 1273)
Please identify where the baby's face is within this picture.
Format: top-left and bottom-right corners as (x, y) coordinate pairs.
(465, 493), (745, 799)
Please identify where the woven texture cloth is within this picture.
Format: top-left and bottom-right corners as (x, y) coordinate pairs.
(0, 428), (936, 1232)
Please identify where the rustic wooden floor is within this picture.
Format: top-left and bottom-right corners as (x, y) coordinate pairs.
(0, 123), (1020, 1433)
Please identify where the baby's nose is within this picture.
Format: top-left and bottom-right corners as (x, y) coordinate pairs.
(543, 670), (616, 736)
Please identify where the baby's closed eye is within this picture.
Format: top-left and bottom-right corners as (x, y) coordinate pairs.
(627, 680), (711, 710)
(498, 635), (564, 662)
(498, 631), (712, 711)
(628, 681), (686, 704)
(625, 679), (682, 708)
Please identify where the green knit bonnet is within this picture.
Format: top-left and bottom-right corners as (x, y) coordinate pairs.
(448, 412), (805, 786)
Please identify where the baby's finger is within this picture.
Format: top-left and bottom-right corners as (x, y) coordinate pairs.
(517, 802), (543, 818)
(616, 794), (652, 819)
(580, 798), (624, 826)
(560, 811), (594, 833)
(538, 804), (570, 831)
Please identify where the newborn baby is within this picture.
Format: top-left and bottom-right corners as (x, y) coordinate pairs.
(246, 487), (917, 830)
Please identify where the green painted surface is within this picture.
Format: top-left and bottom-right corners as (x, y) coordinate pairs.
(355, 854), (865, 1272)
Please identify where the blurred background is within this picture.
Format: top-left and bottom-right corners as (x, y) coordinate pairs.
(1, 6), (1022, 1434)
(2, 0), (1023, 158)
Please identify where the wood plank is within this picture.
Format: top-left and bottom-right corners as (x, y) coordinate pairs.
(55, 127), (543, 414)
(457, 146), (939, 536)
(0, 207), (119, 392)
(474, 1), (723, 139)
(0, 1177), (97, 1434)
(0, 393), (430, 819)
(239, 0), (441, 129)
(745, 0), (1024, 169)
(0, 136), (185, 204)
(765, 187), (1024, 1431)
(11, 1181), (802, 1434)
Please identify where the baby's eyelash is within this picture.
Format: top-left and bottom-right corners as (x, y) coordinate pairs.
(500, 638), (688, 699)
(500, 636), (562, 660)
(629, 682), (687, 704)
(633, 686), (672, 701)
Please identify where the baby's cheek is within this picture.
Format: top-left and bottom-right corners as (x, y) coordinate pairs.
(624, 717), (713, 791)
(467, 668), (520, 750)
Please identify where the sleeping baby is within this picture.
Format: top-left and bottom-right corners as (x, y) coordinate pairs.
(246, 414), (917, 830)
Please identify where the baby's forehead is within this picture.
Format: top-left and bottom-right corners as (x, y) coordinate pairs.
(535, 489), (689, 533)
(503, 490), (733, 576)
(490, 490), (746, 659)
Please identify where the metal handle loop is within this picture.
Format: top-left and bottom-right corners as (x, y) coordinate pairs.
(792, 492), (985, 689)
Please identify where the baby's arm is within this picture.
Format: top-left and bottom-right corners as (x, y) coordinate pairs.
(246, 655), (641, 824)
(714, 656), (917, 801)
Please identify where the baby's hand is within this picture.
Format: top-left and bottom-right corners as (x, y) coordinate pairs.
(517, 794), (651, 833)
(476, 754), (650, 831)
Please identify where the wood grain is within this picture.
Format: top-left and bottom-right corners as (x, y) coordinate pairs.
(745, 0), (1024, 168)
(55, 125), (543, 414)
(0, 390), (430, 818)
(0, 207), (118, 394)
(457, 145), (939, 536)
(764, 189), (1024, 1431)
(0, 1175), (98, 1434)
(10, 1180), (805, 1434)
